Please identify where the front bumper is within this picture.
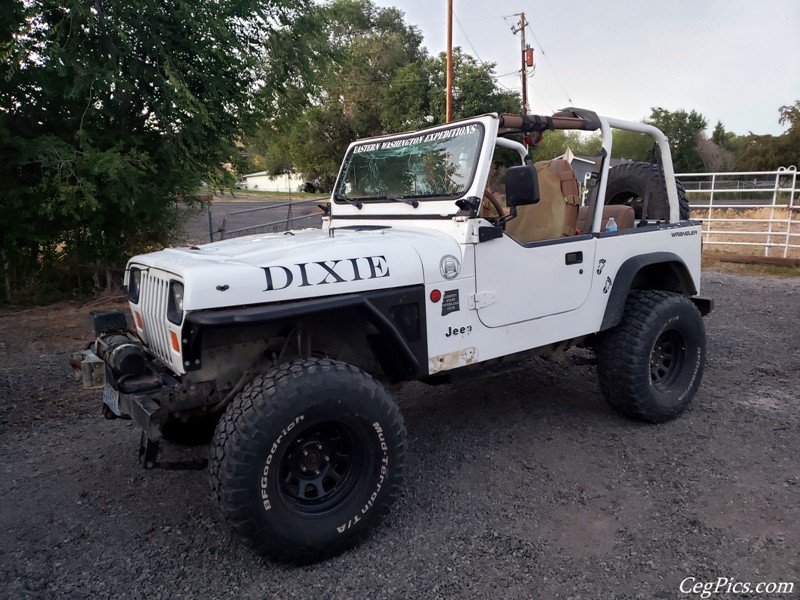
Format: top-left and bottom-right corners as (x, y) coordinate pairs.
(75, 343), (215, 442)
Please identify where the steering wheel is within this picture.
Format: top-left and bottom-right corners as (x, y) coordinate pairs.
(479, 189), (505, 221)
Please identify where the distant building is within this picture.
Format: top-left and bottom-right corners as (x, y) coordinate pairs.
(237, 172), (306, 192)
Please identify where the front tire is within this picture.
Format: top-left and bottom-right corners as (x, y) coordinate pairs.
(209, 359), (406, 563)
(596, 291), (706, 423)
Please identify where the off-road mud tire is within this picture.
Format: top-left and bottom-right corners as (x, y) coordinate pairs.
(605, 162), (690, 221)
(596, 290), (706, 423)
(209, 358), (406, 563)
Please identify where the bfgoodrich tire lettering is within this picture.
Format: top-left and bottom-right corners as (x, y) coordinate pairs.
(596, 290), (706, 423)
(209, 358), (406, 563)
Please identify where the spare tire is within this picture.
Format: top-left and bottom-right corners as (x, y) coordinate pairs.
(604, 162), (689, 221)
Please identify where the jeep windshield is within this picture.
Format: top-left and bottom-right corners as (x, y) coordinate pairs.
(334, 122), (484, 204)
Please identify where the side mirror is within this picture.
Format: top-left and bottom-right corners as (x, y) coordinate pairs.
(505, 165), (540, 208)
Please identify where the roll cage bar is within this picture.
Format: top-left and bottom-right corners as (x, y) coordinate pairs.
(495, 107), (681, 225)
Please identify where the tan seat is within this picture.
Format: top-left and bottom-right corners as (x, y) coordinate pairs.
(576, 205), (635, 234)
(505, 159), (580, 243)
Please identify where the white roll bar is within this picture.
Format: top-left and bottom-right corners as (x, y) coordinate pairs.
(603, 116), (680, 224)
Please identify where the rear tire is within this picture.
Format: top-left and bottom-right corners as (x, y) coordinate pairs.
(605, 162), (690, 221)
(209, 358), (406, 563)
(596, 290), (706, 423)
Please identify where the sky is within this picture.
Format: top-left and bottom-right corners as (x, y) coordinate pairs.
(370, 0), (800, 136)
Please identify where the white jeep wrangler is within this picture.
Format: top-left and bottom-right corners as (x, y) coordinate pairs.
(80, 108), (712, 562)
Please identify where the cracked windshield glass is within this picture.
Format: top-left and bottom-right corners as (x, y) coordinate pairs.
(335, 123), (483, 202)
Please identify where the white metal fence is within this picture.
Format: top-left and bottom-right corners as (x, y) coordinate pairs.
(676, 166), (799, 259)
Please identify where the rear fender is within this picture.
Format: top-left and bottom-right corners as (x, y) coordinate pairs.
(600, 253), (697, 331)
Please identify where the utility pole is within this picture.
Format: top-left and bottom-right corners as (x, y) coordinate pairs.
(446, 0), (453, 122)
(511, 12), (529, 114)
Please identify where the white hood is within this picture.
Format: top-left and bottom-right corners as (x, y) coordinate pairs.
(129, 226), (461, 310)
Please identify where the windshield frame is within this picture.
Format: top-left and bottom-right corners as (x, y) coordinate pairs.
(333, 122), (486, 205)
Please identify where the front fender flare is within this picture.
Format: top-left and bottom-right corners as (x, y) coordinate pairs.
(182, 286), (426, 379)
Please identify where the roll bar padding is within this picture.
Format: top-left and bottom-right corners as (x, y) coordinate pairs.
(499, 107), (601, 134)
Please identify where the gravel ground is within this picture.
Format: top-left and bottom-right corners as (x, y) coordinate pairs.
(1, 269), (798, 599)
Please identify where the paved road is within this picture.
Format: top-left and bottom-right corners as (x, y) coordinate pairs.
(181, 199), (326, 245)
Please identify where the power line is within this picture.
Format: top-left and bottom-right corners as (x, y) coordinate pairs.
(454, 15), (488, 68)
(497, 73), (555, 113)
(451, 15), (518, 95)
(525, 22), (573, 106)
(530, 87), (556, 113)
(494, 79), (518, 93)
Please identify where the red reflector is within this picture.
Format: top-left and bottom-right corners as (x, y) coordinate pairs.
(430, 289), (442, 303)
(134, 311), (143, 329)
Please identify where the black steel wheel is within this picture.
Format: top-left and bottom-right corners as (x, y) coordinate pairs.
(596, 290), (706, 423)
(278, 421), (364, 513)
(210, 359), (406, 563)
(650, 329), (687, 392)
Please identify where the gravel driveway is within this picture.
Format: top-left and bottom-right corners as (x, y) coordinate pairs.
(1, 269), (798, 599)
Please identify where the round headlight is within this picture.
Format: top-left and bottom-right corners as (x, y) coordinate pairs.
(128, 268), (141, 303)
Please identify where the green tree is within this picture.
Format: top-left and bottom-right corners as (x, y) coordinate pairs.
(646, 107), (708, 172)
(1, 0), (312, 300)
(610, 130), (652, 162)
(248, 1), (521, 191)
(532, 130), (602, 161)
(381, 48), (520, 132)
(734, 101), (800, 171)
(712, 121), (728, 149)
(424, 49), (520, 124)
(779, 101), (800, 129)
(247, 0), (427, 187)
(712, 121), (744, 153)
(381, 62), (433, 132)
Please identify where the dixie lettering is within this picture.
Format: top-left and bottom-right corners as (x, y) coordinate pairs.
(262, 256), (390, 291)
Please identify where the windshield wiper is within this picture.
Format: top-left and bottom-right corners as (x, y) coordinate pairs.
(336, 195), (363, 209)
(385, 195), (419, 208)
